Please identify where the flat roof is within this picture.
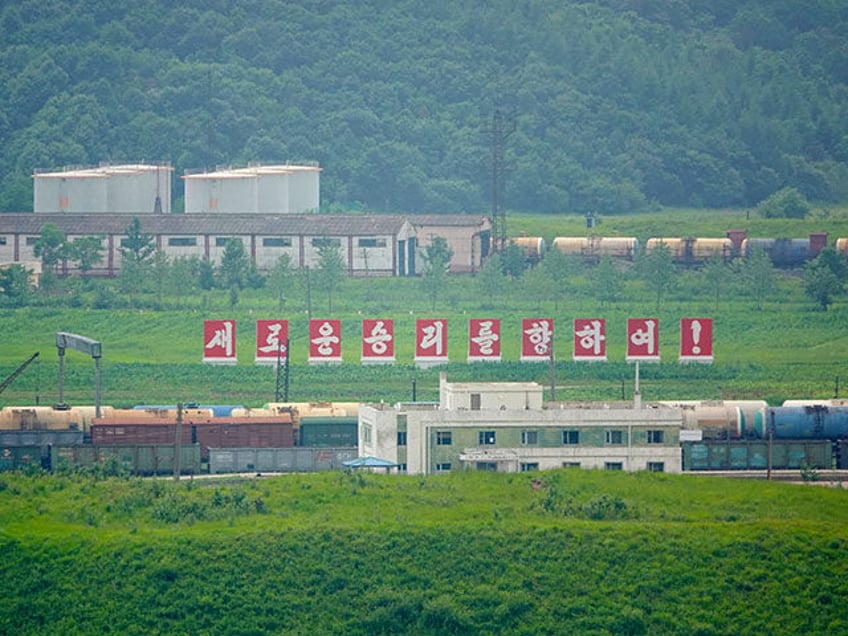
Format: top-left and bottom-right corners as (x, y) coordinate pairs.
(183, 164), (321, 180)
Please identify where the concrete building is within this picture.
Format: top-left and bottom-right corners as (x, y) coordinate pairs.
(183, 164), (321, 215)
(358, 373), (683, 475)
(0, 214), (416, 277)
(33, 164), (173, 215)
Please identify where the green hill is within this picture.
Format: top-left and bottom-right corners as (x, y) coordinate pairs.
(1, 469), (846, 634)
(1, 1), (847, 214)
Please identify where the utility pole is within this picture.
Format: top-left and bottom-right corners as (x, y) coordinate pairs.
(482, 109), (516, 253)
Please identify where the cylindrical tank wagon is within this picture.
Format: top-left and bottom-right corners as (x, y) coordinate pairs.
(551, 236), (639, 262)
(0, 405), (115, 431)
(645, 238), (734, 265)
(746, 406), (848, 440)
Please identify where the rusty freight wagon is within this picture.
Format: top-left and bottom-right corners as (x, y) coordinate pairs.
(90, 414), (295, 461)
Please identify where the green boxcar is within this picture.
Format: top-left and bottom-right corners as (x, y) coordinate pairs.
(298, 417), (358, 447)
(0, 446), (46, 471)
(51, 444), (202, 475)
(683, 440), (832, 471)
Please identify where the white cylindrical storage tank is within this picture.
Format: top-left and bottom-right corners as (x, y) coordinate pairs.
(287, 165), (321, 214)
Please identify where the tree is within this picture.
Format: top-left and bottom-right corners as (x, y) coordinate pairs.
(802, 247), (847, 310)
(420, 236), (453, 311)
(32, 223), (65, 286)
(593, 256), (624, 308)
(540, 247), (579, 311)
(476, 253), (505, 306)
(168, 257), (196, 309)
(218, 239), (250, 308)
(638, 240), (676, 311)
(500, 244), (527, 279)
(755, 187), (810, 219)
(65, 235), (104, 279)
(267, 253), (296, 312)
(313, 240), (346, 313)
(150, 251), (170, 307)
(0, 264), (33, 307)
(121, 217), (156, 265)
(701, 252), (729, 311)
(739, 243), (776, 310)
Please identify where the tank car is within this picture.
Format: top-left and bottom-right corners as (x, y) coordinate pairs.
(552, 236), (638, 262)
(645, 238), (734, 265)
(508, 236), (546, 264)
(746, 406), (848, 439)
(0, 405), (115, 431)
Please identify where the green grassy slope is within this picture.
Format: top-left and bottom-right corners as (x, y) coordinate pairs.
(1, 469), (847, 634)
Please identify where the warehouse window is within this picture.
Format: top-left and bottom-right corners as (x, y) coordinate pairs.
(562, 430), (580, 445)
(605, 462), (623, 471)
(647, 462), (665, 472)
(476, 462), (497, 471)
(520, 462), (539, 472)
(470, 393), (481, 410)
(0, 237), (7, 245)
(605, 430), (624, 445)
(521, 430), (538, 445)
(436, 431), (452, 445)
(478, 430), (496, 445)
(647, 430), (665, 444)
(397, 431), (407, 446)
(215, 237), (240, 247)
(311, 237), (341, 248)
(358, 238), (386, 248)
(562, 462), (581, 469)
(263, 237), (292, 247)
(168, 237), (197, 247)
(436, 462), (452, 473)
(26, 236), (39, 246)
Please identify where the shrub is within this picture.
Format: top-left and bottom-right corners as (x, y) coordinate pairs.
(755, 187), (810, 218)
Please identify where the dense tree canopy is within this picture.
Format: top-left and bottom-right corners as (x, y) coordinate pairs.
(0, 1), (846, 214)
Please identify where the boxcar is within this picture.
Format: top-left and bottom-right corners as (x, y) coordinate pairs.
(208, 447), (357, 474)
(51, 444), (202, 475)
(682, 440), (832, 471)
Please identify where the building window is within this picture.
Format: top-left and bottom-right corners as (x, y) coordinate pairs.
(647, 462), (665, 472)
(397, 463), (407, 473)
(436, 431), (452, 446)
(0, 237), (7, 246)
(362, 425), (372, 444)
(647, 430), (665, 444)
(168, 237), (197, 247)
(562, 462), (581, 469)
(311, 237), (341, 248)
(358, 238), (386, 248)
(521, 431), (538, 445)
(436, 462), (452, 473)
(478, 431), (496, 445)
(470, 393), (481, 410)
(520, 462), (539, 472)
(397, 431), (407, 446)
(605, 462), (623, 471)
(476, 462), (497, 471)
(263, 237), (292, 247)
(26, 237), (39, 246)
(562, 430), (580, 445)
(605, 430), (624, 445)
(215, 237), (240, 247)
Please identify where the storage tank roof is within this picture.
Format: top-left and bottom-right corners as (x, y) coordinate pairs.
(33, 163), (173, 179)
(183, 164), (321, 180)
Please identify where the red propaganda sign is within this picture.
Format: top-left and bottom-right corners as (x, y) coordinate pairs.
(680, 318), (713, 363)
(362, 319), (395, 364)
(626, 318), (660, 362)
(573, 318), (607, 361)
(415, 319), (448, 367)
(255, 320), (288, 365)
(203, 319), (236, 365)
(521, 318), (553, 361)
(468, 318), (501, 362)
(308, 319), (342, 364)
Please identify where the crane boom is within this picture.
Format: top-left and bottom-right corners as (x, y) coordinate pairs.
(0, 352), (39, 396)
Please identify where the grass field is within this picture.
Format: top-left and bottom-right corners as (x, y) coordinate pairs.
(1, 468), (846, 634)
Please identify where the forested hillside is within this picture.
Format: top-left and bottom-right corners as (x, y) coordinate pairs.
(1, 0), (846, 214)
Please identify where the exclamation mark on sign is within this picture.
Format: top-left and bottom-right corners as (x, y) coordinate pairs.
(690, 320), (702, 354)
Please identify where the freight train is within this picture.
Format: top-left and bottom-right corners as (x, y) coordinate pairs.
(2, 400), (846, 475)
(0, 402), (359, 475)
(511, 230), (846, 268)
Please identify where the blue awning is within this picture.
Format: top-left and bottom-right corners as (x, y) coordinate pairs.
(342, 456), (399, 468)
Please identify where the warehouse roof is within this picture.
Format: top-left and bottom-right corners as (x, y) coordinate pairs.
(0, 213), (412, 236)
(408, 214), (491, 228)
